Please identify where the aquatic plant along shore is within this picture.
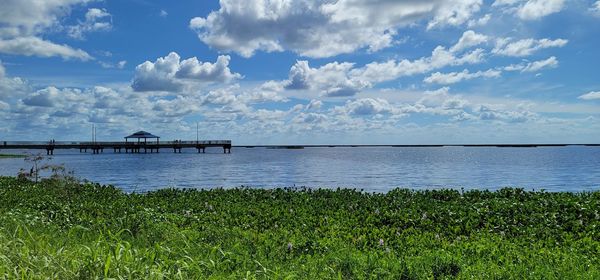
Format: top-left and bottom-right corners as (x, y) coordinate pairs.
(0, 154), (26, 159)
(0, 176), (599, 278)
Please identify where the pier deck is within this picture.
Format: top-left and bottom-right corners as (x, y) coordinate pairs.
(0, 140), (232, 155)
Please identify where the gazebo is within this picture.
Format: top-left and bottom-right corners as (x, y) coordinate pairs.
(124, 131), (160, 144)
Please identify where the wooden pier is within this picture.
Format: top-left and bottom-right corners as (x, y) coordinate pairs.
(0, 140), (232, 155)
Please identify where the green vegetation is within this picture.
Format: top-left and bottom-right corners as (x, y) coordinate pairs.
(0, 154), (26, 158)
(1, 177), (599, 279)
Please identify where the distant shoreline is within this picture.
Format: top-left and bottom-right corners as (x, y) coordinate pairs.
(235, 143), (600, 148)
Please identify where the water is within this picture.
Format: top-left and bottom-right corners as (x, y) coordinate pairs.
(0, 146), (599, 192)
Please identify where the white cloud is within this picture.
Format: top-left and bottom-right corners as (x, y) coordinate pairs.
(176, 55), (242, 82)
(117, 60), (127, 69)
(591, 1), (600, 16)
(131, 52), (183, 92)
(132, 52), (242, 92)
(339, 98), (396, 116)
(160, 10), (168, 17)
(450, 30), (488, 52)
(517, 0), (565, 20)
(521, 56), (558, 72)
(474, 104), (537, 122)
(22, 86), (63, 107)
(279, 43), (486, 97)
(504, 56), (559, 72)
(0, 0), (89, 36)
(578, 91), (600, 100)
(284, 60), (369, 97)
(492, 0), (522, 6)
(424, 69), (501, 85)
(492, 37), (567, 57)
(352, 46), (485, 84)
(467, 13), (491, 27)
(189, 0), (483, 58)
(427, 0), (483, 29)
(67, 8), (112, 39)
(0, 37), (92, 60)
(306, 99), (323, 111)
(0, 62), (29, 101)
(99, 60), (127, 69)
(493, 0), (565, 20)
(0, 0), (94, 60)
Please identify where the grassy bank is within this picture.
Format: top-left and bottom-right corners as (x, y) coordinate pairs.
(0, 177), (599, 279)
(0, 154), (26, 159)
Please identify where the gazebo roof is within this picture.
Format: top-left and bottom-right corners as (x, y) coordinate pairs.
(124, 131), (160, 139)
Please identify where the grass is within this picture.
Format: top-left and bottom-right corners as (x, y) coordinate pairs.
(0, 154), (26, 159)
(0, 176), (599, 279)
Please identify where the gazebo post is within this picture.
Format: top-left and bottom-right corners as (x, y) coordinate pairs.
(124, 131), (161, 154)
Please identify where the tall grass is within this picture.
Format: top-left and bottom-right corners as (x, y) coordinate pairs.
(0, 176), (599, 278)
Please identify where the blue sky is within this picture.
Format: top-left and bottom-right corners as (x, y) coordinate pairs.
(0, 0), (599, 144)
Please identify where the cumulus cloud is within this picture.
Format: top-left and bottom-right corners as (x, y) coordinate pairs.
(0, 0), (89, 35)
(352, 46), (485, 84)
(0, 0), (94, 60)
(339, 98), (396, 116)
(189, 0), (483, 58)
(284, 60), (370, 97)
(493, 0), (565, 20)
(467, 13), (491, 27)
(176, 55), (242, 81)
(0, 62), (29, 101)
(427, 0), (483, 29)
(504, 56), (559, 72)
(474, 104), (537, 122)
(99, 60), (127, 69)
(517, 0), (565, 20)
(131, 52), (242, 92)
(131, 52), (183, 92)
(492, 37), (567, 57)
(278, 44), (485, 98)
(578, 91), (600, 100)
(67, 8), (112, 39)
(22, 86), (64, 107)
(591, 1), (600, 16)
(0, 36), (93, 61)
(424, 69), (501, 85)
(450, 30), (488, 53)
(521, 56), (558, 72)
(277, 42), (487, 97)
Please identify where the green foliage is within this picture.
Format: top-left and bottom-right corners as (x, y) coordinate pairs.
(0, 154), (26, 159)
(0, 176), (599, 279)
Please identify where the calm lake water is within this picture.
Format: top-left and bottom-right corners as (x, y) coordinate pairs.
(0, 146), (599, 192)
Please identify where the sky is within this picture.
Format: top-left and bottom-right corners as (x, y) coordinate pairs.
(0, 0), (599, 145)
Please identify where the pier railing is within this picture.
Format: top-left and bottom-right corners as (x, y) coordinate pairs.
(0, 140), (233, 155)
(1, 140), (232, 146)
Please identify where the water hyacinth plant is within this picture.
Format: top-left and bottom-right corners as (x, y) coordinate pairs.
(0, 176), (599, 278)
